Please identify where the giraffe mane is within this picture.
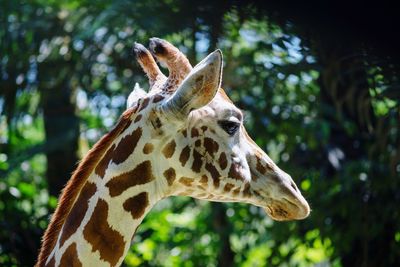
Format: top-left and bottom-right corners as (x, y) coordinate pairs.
(36, 105), (138, 267)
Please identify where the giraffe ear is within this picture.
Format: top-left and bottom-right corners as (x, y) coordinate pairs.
(127, 83), (146, 108)
(162, 49), (222, 118)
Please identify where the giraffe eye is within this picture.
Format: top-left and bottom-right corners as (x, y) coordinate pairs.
(218, 120), (240, 136)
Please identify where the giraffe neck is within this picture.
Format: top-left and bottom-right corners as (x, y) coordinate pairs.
(48, 179), (162, 266)
(43, 106), (169, 266)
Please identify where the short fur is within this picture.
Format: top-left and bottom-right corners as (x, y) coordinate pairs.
(36, 106), (137, 267)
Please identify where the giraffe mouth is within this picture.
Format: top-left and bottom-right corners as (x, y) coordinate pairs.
(250, 169), (310, 221)
(251, 183), (310, 221)
(263, 197), (310, 221)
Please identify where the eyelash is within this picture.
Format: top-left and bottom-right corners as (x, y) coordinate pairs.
(218, 120), (240, 136)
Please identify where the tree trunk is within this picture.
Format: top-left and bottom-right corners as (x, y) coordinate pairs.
(211, 202), (235, 267)
(41, 78), (79, 197)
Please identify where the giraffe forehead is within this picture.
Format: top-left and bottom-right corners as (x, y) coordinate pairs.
(133, 90), (240, 125)
(188, 100), (241, 125)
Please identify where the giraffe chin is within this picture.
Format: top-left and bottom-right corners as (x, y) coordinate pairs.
(263, 199), (310, 221)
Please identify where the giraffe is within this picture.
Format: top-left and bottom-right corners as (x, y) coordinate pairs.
(36, 38), (310, 267)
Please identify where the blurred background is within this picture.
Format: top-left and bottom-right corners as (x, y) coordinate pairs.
(1, 1), (399, 266)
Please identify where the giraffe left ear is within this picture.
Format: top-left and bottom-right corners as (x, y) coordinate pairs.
(162, 49), (222, 118)
(127, 83), (146, 108)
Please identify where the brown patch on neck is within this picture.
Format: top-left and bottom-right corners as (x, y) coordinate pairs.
(36, 106), (137, 267)
(152, 116), (163, 129)
(123, 192), (149, 219)
(95, 144), (116, 178)
(181, 129), (187, 138)
(200, 175), (209, 185)
(106, 160), (155, 197)
(195, 139), (201, 147)
(224, 183), (235, 192)
(112, 127), (142, 164)
(205, 162), (220, 187)
(179, 177), (194, 187)
(152, 94), (165, 103)
(191, 149), (203, 173)
(163, 168), (176, 186)
(162, 139), (176, 158)
(179, 145), (190, 167)
(59, 243), (82, 267)
(232, 188), (241, 196)
(59, 182), (97, 247)
(191, 127), (199, 137)
(134, 114), (143, 123)
(143, 143), (154, 154)
(242, 183), (252, 198)
(83, 199), (125, 266)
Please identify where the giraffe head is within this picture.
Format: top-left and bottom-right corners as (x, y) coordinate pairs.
(130, 38), (310, 221)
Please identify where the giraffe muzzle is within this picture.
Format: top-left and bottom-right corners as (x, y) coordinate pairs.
(264, 194), (310, 221)
(252, 169), (310, 221)
(263, 178), (310, 221)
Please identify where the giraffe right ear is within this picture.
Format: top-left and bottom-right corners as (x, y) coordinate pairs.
(162, 50), (222, 118)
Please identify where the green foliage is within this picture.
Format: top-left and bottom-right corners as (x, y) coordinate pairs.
(1, 0), (399, 266)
